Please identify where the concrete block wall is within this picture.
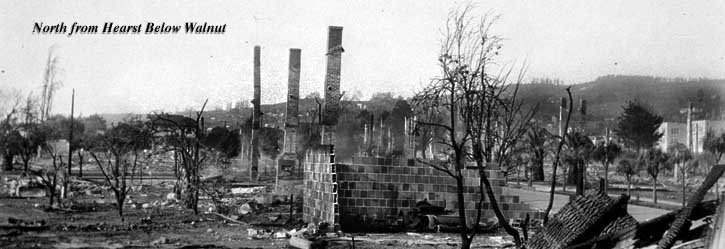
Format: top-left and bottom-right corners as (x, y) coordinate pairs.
(302, 145), (338, 225)
(336, 157), (535, 227)
(303, 154), (540, 229)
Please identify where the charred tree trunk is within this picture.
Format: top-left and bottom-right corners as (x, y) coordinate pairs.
(77, 151), (83, 178)
(627, 176), (632, 197)
(603, 160), (609, 194)
(3, 154), (14, 171)
(576, 162), (584, 196)
(22, 157), (30, 173)
(115, 190), (125, 220)
(657, 165), (725, 249)
(528, 166), (534, 187)
(544, 87), (574, 224)
(681, 175), (686, 207)
(562, 164), (568, 192)
(568, 162), (580, 186)
(653, 177), (658, 204)
(480, 164), (522, 248)
(533, 160), (545, 181)
(456, 176), (472, 249)
(47, 181), (55, 207)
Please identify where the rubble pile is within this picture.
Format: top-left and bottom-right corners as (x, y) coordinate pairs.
(527, 165), (725, 249)
(1, 175), (46, 198)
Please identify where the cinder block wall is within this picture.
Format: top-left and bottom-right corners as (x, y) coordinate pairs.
(302, 145), (338, 225)
(303, 153), (539, 229)
(337, 157), (534, 226)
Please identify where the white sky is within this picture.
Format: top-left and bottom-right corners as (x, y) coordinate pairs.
(1, 0), (724, 115)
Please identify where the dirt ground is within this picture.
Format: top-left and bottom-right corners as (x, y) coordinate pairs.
(0, 175), (515, 249)
(0, 179), (293, 248)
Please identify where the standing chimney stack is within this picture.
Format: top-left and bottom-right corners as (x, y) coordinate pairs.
(280, 48), (301, 172)
(321, 26), (344, 145)
(250, 45), (262, 180)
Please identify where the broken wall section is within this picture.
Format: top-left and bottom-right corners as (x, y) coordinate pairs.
(336, 158), (539, 230)
(302, 145), (338, 225)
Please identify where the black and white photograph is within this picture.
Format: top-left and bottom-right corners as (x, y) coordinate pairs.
(1, 1), (725, 248)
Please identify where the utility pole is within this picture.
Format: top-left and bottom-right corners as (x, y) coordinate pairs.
(65, 88), (74, 198)
(559, 97), (567, 138)
(68, 89), (74, 176)
(576, 99), (587, 196)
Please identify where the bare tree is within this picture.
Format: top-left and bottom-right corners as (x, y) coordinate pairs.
(20, 92), (39, 125)
(149, 100), (209, 214)
(414, 108), (444, 159)
(667, 142), (695, 207)
(413, 5), (536, 248)
(16, 93), (43, 172)
(0, 89), (24, 170)
(88, 120), (152, 219)
(543, 87), (573, 224)
(30, 141), (65, 207)
(18, 123), (50, 173)
(0, 88), (23, 124)
(39, 46), (63, 123)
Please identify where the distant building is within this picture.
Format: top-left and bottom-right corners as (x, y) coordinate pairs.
(657, 120), (725, 153)
(689, 120), (725, 154)
(657, 122), (686, 152)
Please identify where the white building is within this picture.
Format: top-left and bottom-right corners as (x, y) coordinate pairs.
(657, 122), (686, 152)
(689, 120), (725, 154)
(657, 120), (725, 153)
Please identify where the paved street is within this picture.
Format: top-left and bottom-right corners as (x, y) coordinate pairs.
(504, 187), (669, 222)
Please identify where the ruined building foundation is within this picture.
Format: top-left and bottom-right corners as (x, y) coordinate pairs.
(301, 26), (538, 231)
(303, 153), (541, 230)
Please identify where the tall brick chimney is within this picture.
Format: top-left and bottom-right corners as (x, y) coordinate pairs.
(251, 45), (262, 179)
(281, 48), (301, 172)
(321, 26), (343, 145)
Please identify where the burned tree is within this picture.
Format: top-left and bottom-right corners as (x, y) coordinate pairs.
(88, 120), (152, 219)
(413, 5), (536, 248)
(149, 100), (209, 214)
(0, 89), (23, 171)
(543, 87), (574, 224)
(18, 123), (50, 173)
(30, 138), (65, 207)
(39, 46), (62, 123)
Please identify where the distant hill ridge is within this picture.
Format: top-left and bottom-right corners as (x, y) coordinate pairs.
(517, 75), (725, 122)
(96, 75), (725, 128)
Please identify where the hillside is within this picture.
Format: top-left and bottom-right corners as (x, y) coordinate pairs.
(518, 75), (725, 123)
(96, 75), (725, 129)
